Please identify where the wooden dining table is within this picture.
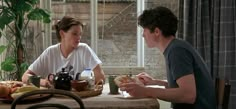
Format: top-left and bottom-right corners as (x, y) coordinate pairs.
(0, 83), (160, 109)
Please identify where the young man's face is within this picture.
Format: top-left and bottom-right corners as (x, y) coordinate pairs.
(142, 28), (157, 48)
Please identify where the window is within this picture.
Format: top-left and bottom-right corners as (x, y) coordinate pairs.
(51, 0), (144, 67)
(47, 0), (179, 79)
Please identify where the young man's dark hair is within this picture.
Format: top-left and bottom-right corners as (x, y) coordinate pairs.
(138, 6), (178, 37)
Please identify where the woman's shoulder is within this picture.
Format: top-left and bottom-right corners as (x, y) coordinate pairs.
(78, 43), (88, 47)
(43, 43), (60, 54)
(74, 43), (93, 53)
(77, 43), (90, 49)
(47, 43), (60, 49)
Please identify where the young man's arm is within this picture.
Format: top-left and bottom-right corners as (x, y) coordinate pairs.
(145, 74), (196, 104)
(152, 79), (169, 88)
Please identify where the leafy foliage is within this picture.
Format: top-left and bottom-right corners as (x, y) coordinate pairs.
(0, 0), (51, 80)
(0, 45), (7, 55)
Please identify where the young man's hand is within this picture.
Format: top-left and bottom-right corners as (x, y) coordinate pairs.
(136, 72), (155, 85)
(120, 82), (148, 98)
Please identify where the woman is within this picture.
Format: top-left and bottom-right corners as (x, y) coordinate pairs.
(22, 16), (105, 88)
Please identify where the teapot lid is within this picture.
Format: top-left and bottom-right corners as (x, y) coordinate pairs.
(60, 68), (69, 74)
(62, 68), (65, 72)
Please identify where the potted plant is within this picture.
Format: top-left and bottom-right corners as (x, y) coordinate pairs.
(0, 0), (51, 80)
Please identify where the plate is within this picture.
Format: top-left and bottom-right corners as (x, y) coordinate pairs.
(0, 94), (52, 104)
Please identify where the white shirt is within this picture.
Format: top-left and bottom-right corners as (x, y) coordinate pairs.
(28, 43), (102, 79)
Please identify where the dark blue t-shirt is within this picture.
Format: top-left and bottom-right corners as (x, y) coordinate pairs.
(163, 39), (216, 109)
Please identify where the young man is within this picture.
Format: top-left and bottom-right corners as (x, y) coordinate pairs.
(120, 6), (216, 109)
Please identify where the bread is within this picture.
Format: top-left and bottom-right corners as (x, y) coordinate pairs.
(114, 75), (143, 86)
(0, 85), (10, 97)
(0, 81), (23, 98)
(114, 75), (133, 86)
(0, 81), (39, 99)
(0, 81), (23, 88)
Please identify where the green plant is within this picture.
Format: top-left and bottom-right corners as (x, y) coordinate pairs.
(0, 0), (50, 80)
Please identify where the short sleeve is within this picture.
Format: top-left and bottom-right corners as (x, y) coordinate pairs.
(168, 47), (194, 81)
(28, 48), (49, 77)
(82, 44), (102, 69)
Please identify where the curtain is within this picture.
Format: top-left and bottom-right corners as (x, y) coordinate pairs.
(178, 0), (236, 109)
(211, 1), (236, 108)
(178, 0), (212, 74)
(211, 0), (236, 80)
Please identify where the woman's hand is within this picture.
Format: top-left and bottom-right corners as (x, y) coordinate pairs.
(40, 79), (53, 88)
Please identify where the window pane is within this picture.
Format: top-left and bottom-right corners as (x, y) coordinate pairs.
(50, 0), (180, 79)
(97, 1), (137, 66)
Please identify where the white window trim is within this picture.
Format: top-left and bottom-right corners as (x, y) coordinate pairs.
(137, 0), (145, 67)
(40, 0), (52, 49)
(90, 0), (98, 53)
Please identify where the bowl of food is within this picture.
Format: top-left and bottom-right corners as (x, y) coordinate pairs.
(71, 80), (88, 92)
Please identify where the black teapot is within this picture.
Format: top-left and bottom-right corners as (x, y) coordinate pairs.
(48, 68), (73, 91)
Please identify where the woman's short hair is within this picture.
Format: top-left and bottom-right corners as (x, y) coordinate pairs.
(54, 16), (83, 42)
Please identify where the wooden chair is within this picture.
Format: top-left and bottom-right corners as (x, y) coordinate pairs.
(215, 78), (231, 109)
(11, 89), (85, 109)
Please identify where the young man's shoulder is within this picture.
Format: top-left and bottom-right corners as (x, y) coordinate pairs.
(169, 39), (194, 51)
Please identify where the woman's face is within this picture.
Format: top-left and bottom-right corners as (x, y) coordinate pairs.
(60, 25), (82, 48)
